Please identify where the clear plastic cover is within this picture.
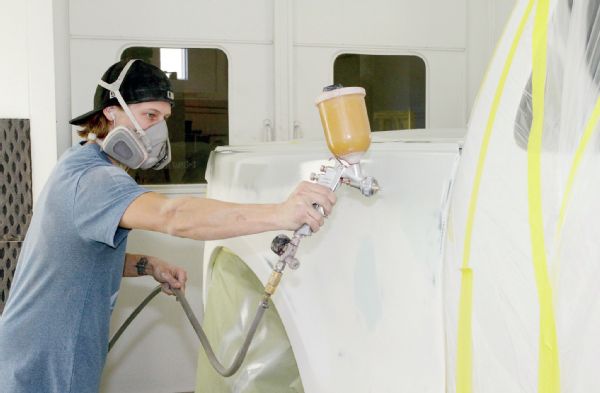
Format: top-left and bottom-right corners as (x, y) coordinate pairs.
(444, 0), (600, 391)
(195, 248), (303, 393)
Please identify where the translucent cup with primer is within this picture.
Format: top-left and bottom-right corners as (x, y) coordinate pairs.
(315, 85), (371, 164)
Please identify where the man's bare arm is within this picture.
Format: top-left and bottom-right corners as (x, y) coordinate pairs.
(120, 181), (336, 240)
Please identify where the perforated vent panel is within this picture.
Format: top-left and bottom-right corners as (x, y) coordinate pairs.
(0, 243), (22, 312)
(0, 119), (32, 313)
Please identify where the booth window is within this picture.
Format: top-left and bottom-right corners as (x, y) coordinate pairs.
(334, 54), (426, 131)
(120, 47), (228, 185)
(160, 48), (188, 80)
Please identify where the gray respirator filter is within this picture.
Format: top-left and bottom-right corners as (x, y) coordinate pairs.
(101, 120), (171, 170)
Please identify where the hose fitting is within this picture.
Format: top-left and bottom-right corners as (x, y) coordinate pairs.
(264, 271), (282, 296)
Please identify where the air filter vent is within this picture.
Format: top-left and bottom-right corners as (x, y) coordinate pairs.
(0, 119), (32, 314)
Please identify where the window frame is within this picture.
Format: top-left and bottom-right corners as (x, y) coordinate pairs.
(332, 51), (429, 131)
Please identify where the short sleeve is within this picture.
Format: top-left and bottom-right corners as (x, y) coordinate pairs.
(74, 165), (148, 247)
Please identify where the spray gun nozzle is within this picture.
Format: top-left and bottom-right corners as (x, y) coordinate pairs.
(360, 176), (380, 197)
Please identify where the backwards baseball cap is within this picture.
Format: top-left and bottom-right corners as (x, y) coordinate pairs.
(69, 59), (175, 125)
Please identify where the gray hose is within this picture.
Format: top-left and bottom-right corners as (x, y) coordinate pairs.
(173, 287), (268, 377)
(108, 285), (162, 352)
(108, 285), (268, 377)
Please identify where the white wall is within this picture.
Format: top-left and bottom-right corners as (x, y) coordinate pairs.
(27, 0), (59, 205)
(53, 0), (72, 158)
(0, 1), (30, 118)
(0, 0), (71, 205)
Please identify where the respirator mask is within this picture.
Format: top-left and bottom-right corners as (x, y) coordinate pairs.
(97, 59), (172, 170)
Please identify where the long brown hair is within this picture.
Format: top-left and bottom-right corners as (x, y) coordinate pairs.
(76, 112), (112, 140)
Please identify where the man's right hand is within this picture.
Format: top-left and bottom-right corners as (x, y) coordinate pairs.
(275, 181), (337, 233)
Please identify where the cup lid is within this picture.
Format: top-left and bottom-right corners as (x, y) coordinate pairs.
(315, 86), (366, 106)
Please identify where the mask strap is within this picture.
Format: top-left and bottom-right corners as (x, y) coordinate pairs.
(97, 59), (153, 151)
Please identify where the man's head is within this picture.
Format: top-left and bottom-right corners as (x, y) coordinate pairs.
(70, 59), (174, 129)
(71, 59), (175, 169)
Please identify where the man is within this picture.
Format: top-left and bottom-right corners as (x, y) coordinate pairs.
(0, 59), (335, 393)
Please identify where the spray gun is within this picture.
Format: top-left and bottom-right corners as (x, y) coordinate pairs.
(263, 84), (380, 300)
(180, 84), (380, 376)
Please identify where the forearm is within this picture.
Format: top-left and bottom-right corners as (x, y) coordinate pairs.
(163, 197), (281, 240)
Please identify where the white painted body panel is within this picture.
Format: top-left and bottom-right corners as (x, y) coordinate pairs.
(202, 129), (463, 392)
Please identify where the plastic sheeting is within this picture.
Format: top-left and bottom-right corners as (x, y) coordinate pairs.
(195, 247), (303, 393)
(444, 0), (600, 391)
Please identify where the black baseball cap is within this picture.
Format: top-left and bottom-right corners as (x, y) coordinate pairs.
(70, 59), (175, 126)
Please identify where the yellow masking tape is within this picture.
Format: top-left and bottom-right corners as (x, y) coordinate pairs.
(529, 0), (560, 391)
(456, 268), (473, 388)
(456, 1), (535, 392)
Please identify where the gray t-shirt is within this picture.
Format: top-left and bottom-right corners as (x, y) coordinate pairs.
(0, 143), (147, 393)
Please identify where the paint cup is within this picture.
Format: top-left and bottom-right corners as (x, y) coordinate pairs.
(315, 85), (371, 164)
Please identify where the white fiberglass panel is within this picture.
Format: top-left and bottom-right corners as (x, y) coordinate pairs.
(202, 132), (461, 392)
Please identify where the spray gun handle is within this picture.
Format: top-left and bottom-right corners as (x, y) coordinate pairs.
(294, 163), (344, 237)
(295, 206), (320, 236)
(295, 223), (313, 237)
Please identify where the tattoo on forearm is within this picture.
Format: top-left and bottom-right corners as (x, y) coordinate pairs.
(135, 256), (149, 276)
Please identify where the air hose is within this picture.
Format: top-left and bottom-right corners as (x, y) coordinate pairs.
(172, 287), (268, 377)
(107, 234), (298, 377)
